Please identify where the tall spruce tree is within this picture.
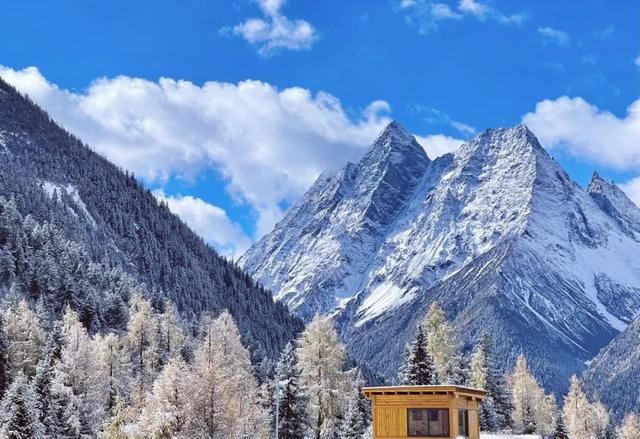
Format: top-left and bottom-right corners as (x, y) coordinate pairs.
(0, 374), (44, 439)
(481, 334), (514, 430)
(398, 325), (438, 385)
(339, 369), (370, 439)
(554, 412), (569, 436)
(274, 342), (308, 439)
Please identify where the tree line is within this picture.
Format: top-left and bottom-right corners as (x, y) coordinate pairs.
(0, 293), (369, 439)
(398, 302), (640, 438)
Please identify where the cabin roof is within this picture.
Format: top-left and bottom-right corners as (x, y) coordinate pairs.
(362, 385), (487, 400)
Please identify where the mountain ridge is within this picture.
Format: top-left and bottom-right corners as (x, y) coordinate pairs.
(241, 121), (640, 392)
(0, 75), (303, 360)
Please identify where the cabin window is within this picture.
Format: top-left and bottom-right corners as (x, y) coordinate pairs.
(458, 409), (469, 436)
(407, 408), (449, 437)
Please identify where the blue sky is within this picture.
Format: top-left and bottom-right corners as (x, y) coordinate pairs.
(0, 0), (639, 257)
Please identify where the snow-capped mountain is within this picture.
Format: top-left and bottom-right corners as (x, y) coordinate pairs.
(240, 121), (640, 391)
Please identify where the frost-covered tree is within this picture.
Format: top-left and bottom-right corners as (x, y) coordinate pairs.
(616, 413), (640, 439)
(138, 357), (189, 438)
(125, 295), (157, 407)
(470, 343), (487, 390)
(52, 306), (107, 438)
(508, 353), (556, 434)
(3, 299), (44, 377)
(93, 332), (130, 415)
(563, 375), (592, 438)
(297, 314), (348, 439)
(448, 352), (471, 386)
(480, 335), (513, 430)
(33, 340), (62, 438)
(339, 369), (370, 439)
(422, 302), (457, 383)
(479, 396), (498, 432)
(398, 325), (437, 385)
(274, 342), (308, 439)
(0, 374), (44, 439)
(185, 311), (269, 439)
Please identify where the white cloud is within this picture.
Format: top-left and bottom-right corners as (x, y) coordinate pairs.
(400, 0), (525, 33)
(538, 27), (570, 48)
(0, 66), (391, 239)
(231, 0), (318, 55)
(620, 178), (640, 208)
(412, 105), (476, 136)
(591, 25), (614, 40)
(635, 54), (640, 67)
(153, 190), (252, 259)
(415, 134), (464, 158)
(522, 96), (640, 171)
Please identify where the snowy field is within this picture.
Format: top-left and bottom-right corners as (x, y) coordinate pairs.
(481, 435), (540, 439)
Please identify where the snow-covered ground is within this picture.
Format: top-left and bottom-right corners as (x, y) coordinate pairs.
(481, 434), (540, 439)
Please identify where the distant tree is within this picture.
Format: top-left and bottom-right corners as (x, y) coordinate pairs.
(398, 324), (437, 386)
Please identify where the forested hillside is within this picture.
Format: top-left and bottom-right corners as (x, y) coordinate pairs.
(0, 76), (303, 360)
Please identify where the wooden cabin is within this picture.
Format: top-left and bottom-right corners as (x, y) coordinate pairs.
(363, 385), (487, 439)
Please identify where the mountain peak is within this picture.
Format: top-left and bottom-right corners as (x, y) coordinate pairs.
(367, 120), (430, 165)
(587, 171), (611, 193)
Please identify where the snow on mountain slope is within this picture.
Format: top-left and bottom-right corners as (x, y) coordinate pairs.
(241, 122), (640, 391)
(240, 121), (430, 320)
(41, 180), (97, 227)
(588, 172), (640, 241)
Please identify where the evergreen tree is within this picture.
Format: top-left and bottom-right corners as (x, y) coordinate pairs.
(0, 374), (44, 439)
(480, 335), (513, 430)
(554, 412), (568, 436)
(479, 395), (498, 432)
(522, 405), (536, 434)
(339, 369), (370, 439)
(448, 352), (471, 386)
(274, 342), (308, 439)
(397, 325), (437, 385)
(33, 346), (62, 438)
